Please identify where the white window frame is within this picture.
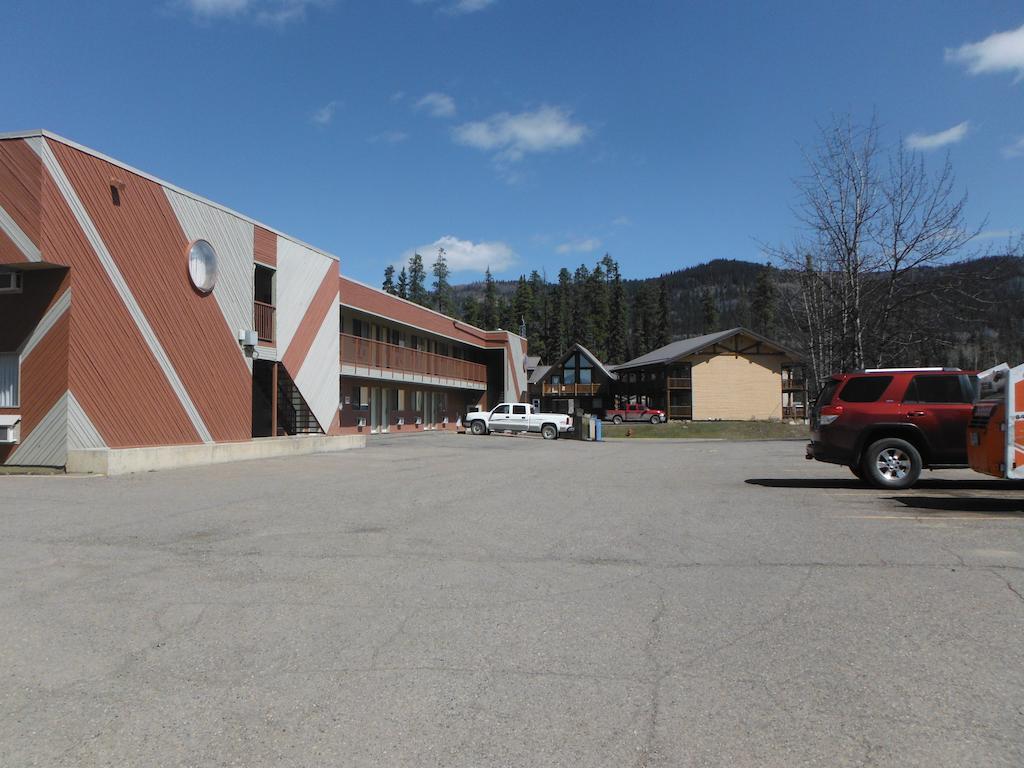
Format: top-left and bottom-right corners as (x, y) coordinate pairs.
(0, 352), (19, 408)
(0, 271), (23, 294)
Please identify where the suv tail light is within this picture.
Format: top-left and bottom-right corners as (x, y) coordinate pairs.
(819, 404), (844, 426)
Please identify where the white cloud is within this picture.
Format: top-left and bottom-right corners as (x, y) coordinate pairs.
(977, 228), (1019, 239)
(946, 23), (1024, 80)
(1003, 136), (1024, 158)
(447, 0), (496, 12)
(555, 237), (602, 254)
(905, 121), (970, 151)
(453, 105), (588, 163)
(416, 92), (456, 118)
(401, 236), (516, 273)
(368, 130), (409, 144)
(311, 100), (338, 126)
(186, 0), (249, 16)
(182, 0), (326, 25)
(413, 0), (497, 15)
(611, 215), (631, 227)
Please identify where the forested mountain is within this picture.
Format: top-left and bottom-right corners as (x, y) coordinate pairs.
(385, 252), (1024, 375)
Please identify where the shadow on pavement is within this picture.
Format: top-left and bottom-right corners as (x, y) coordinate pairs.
(888, 496), (1024, 515)
(746, 478), (1024, 492)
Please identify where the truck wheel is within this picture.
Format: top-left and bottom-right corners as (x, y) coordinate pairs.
(470, 420), (487, 436)
(650, 415), (660, 424)
(541, 424), (558, 440)
(862, 438), (921, 490)
(612, 415), (623, 425)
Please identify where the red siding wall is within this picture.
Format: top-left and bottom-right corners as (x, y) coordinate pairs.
(0, 269), (69, 463)
(254, 226), (277, 267)
(50, 141), (252, 444)
(0, 141), (42, 264)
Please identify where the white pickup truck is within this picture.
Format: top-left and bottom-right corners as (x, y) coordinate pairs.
(465, 403), (573, 440)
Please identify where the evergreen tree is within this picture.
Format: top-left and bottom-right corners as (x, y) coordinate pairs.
(571, 264), (592, 349)
(482, 267), (499, 330)
(585, 262), (609, 358)
(604, 257), (628, 363)
(431, 248), (454, 316)
(553, 268), (572, 360)
(750, 264), (776, 336)
(700, 287), (718, 332)
(397, 267), (409, 300)
(528, 270), (549, 361)
(512, 275), (534, 339)
(382, 264), (396, 295)
(632, 283), (656, 355)
(408, 253), (428, 306)
(655, 278), (670, 348)
(461, 295), (481, 328)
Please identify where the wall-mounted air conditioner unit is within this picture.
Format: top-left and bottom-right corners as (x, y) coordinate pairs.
(0, 415), (21, 444)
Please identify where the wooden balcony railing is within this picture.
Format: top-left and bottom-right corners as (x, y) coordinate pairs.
(340, 333), (487, 384)
(541, 382), (602, 396)
(667, 377), (692, 389)
(668, 405), (693, 419)
(253, 301), (275, 344)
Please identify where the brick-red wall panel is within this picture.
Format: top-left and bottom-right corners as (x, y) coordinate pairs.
(51, 141), (252, 443)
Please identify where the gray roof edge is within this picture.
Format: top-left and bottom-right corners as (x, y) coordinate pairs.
(612, 327), (803, 370)
(0, 129), (341, 263)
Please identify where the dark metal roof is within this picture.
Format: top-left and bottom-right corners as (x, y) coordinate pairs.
(611, 327), (803, 371)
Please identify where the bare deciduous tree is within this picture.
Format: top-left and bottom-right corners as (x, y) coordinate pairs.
(770, 115), (981, 387)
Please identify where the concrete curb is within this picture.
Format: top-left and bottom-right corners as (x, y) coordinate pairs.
(67, 434), (366, 476)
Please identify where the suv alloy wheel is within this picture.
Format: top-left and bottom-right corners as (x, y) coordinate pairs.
(861, 437), (922, 490)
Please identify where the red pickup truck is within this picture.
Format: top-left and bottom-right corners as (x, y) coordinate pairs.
(605, 404), (667, 424)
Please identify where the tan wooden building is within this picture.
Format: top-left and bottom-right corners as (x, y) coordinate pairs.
(611, 328), (806, 421)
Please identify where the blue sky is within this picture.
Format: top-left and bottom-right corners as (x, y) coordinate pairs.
(4, 1), (1023, 283)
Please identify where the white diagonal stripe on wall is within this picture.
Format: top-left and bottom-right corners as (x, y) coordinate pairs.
(67, 391), (106, 450)
(0, 203), (41, 262)
(18, 288), (71, 360)
(8, 392), (67, 467)
(30, 138), (214, 443)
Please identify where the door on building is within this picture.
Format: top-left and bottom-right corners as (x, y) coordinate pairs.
(370, 387), (381, 433)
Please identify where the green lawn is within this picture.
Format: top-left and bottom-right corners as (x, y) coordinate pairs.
(602, 420), (809, 440)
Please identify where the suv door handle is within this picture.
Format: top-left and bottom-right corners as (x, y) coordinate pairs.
(907, 411), (926, 417)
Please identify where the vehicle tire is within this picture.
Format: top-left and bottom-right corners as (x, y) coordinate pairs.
(470, 420), (487, 436)
(650, 415), (660, 424)
(861, 438), (922, 490)
(612, 415), (623, 425)
(849, 465), (865, 482)
(541, 424), (558, 440)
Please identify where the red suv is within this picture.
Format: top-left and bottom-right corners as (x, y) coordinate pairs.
(807, 368), (978, 489)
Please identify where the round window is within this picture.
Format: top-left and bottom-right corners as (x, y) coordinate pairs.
(187, 240), (218, 294)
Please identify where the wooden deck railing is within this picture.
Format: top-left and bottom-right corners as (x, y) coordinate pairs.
(541, 382), (602, 396)
(668, 405), (693, 419)
(667, 377), (692, 389)
(253, 300), (275, 344)
(340, 333), (487, 384)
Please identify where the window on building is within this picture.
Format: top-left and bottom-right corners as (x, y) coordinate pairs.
(414, 390), (424, 412)
(579, 367), (592, 385)
(0, 271), (22, 294)
(352, 385), (369, 410)
(0, 353), (18, 407)
(352, 318), (364, 338)
(398, 389), (406, 410)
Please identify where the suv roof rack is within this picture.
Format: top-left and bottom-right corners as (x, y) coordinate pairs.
(859, 367), (961, 373)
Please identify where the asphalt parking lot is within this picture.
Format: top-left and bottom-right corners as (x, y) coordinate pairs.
(2, 433), (1022, 767)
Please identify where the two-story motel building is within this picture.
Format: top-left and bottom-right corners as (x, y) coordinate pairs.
(0, 131), (527, 472)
